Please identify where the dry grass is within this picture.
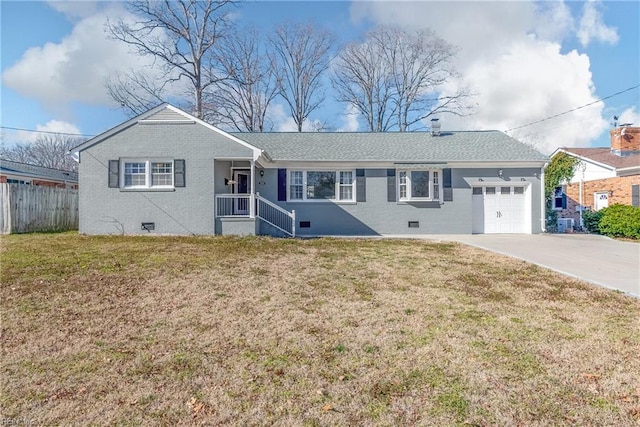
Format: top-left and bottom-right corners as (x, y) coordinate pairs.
(1, 233), (639, 426)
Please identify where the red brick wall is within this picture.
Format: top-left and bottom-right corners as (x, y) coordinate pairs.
(556, 175), (640, 224)
(610, 127), (640, 153)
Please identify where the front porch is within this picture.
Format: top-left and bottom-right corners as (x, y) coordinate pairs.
(215, 193), (296, 237)
(213, 160), (295, 236)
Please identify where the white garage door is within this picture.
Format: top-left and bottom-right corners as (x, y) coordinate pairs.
(472, 185), (528, 234)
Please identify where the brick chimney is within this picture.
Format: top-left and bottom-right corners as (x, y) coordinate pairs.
(610, 126), (640, 156)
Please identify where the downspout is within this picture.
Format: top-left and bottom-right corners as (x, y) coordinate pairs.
(578, 162), (586, 230)
(579, 175), (584, 230)
(540, 162), (548, 232)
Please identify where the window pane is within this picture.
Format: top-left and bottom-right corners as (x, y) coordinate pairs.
(514, 187), (524, 195)
(399, 171), (407, 199)
(289, 171), (303, 200)
(124, 162), (146, 187)
(151, 162), (172, 186)
(339, 171), (353, 200)
(485, 186), (496, 195)
(472, 187), (483, 195)
(290, 171), (303, 185)
(411, 171), (429, 198)
(290, 185), (303, 200)
(433, 171), (439, 199)
(501, 187), (511, 195)
(307, 171), (335, 199)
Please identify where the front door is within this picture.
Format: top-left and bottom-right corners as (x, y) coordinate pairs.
(594, 192), (609, 211)
(233, 170), (250, 215)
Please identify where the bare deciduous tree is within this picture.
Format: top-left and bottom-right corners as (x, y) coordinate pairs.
(0, 134), (82, 172)
(332, 36), (395, 132)
(106, 70), (167, 117)
(333, 26), (473, 132)
(106, 0), (235, 120)
(208, 28), (278, 132)
(269, 22), (334, 132)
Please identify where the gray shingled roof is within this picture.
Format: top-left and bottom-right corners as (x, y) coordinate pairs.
(0, 159), (78, 182)
(231, 131), (547, 162)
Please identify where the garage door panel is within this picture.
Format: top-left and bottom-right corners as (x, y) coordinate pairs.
(473, 185), (528, 234)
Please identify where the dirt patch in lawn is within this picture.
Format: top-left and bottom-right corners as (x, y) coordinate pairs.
(1, 233), (639, 425)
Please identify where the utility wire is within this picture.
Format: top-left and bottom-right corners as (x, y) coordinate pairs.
(505, 84), (640, 132)
(0, 125), (96, 138)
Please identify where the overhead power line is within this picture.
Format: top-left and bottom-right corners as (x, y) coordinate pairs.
(505, 84), (640, 132)
(0, 125), (95, 138)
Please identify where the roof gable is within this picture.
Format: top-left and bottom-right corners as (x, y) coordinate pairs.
(73, 104), (262, 159)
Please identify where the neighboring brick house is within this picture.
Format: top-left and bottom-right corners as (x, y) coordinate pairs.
(0, 159), (78, 189)
(550, 126), (640, 230)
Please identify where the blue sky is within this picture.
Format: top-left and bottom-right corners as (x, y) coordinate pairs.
(1, 0), (638, 154)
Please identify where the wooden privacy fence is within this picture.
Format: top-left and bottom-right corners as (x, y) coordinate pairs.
(0, 183), (79, 234)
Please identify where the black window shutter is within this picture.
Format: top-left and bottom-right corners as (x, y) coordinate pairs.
(443, 168), (453, 201)
(632, 185), (639, 207)
(174, 159), (186, 187)
(277, 168), (287, 201)
(108, 160), (119, 188)
(561, 193), (567, 209)
(356, 169), (366, 202)
(387, 169), (396, 202)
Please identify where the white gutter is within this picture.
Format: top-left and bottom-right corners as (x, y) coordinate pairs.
(540, 162), (548, 232)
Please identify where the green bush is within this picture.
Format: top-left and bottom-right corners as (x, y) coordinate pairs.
(597, 204), (640, 239)
(582, 210), (603, 233)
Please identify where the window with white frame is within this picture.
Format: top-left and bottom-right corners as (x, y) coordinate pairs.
(397, 169), (442, 201)
(123, 160), (174, 188)
(288, 170), (355, 201)
(553, 186), (566, 210)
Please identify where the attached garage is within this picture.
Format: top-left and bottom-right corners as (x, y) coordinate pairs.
(472, 184), (531, 234)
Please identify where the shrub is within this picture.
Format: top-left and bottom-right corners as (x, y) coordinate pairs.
(597, 204), (640, 239)
(582, 210), (602, 233)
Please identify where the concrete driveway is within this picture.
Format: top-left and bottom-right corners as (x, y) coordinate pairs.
(432, 234), (640, 297)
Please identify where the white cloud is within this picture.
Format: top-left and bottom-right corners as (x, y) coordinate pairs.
(350, 1), (612, 153)
(265, 103), (295, 131)
(577, 0), (619, 47)
(5, 120), (82, 145)
(36, 120), (81, 135)
(47, 1), (100, 20)
(1, 4), (163, 119)
(268, 102), (330, 132)
(337, 104), (360, 132)
(619, 107), (640, 127)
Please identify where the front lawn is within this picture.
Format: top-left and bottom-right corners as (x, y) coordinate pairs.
(1, 233), (638, 425)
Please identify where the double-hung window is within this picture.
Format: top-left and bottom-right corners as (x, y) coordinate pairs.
(288, 170), (355, 202)
(397, 169), (441, 201)
(123, 160), (174, 189)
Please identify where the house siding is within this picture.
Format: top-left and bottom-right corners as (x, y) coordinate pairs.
(256, 167), (543, 236)
(79, 122), (253, 235)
